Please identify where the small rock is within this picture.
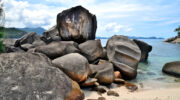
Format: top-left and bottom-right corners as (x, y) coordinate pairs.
(98, 97), (106, 100)
(80, 78), (97, 87)
(107, 90), (119, 97)
(147, 71), (156, 75)
(114, 71), (122, 78)
(125, 82), (138, 92)
(92, 86), (106, 94)
(139, 83), (144, 88)
(114, 78), (125, 84)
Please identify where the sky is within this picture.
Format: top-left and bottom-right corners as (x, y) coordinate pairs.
(2, 0), (180, 38)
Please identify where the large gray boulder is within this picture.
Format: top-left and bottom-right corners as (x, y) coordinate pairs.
(162, 61), (180, 77)
(106, 35), (141, 79)
(52, 53), (90, 83)
(0, 53), (84, 100)
(41, 25), (61, 43)
(57, 6), (97, 43)
(133, 39), (152, 62)
(89, 62), (115, 84)
(78, 40), (103, 63)
(35, 41), (79, 59)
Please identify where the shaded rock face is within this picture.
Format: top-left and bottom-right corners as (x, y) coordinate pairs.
(35, 41), (79, 59)
(52, 53), (90, 83)
(14, 32), (46, 51)
(79, 40), (103, 62)
(133, 39), (152, 62)
(0, 53), (84, 100)
(57, 6), (97, 43)
(162, 61), (180, 77)
(89, 62), (115, 84)
(3, 39), (25, 53)
(41, 25), (61, 43)
(14, 32), (41, 47)
(106, 35), (141, 80)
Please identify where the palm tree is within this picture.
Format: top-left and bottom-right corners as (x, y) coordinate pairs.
(174, 26), (180, 37)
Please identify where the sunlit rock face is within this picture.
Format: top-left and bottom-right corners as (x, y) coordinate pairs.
(57, 6), (97, 43)
(106, 35), (141, 80)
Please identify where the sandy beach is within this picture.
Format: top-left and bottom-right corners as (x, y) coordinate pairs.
(84, 86), (180, 100)
(84, 81), (180, 100)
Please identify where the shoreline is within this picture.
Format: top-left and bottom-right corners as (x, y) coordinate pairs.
(84, 80), (180, 100)
(84, 85), (180, 100)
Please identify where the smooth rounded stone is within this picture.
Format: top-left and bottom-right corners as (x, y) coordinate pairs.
(14, 32), (41, 47)
(80, 78), (97, 87)
(79, 40), (103, 62)
(52, 53), (90, 82)
(125, 82), (138, 92)
(133, 39), (152, 62)
(162, 61), (180, 77)
(147, 71), (156, 75)
(57, 6), (97, 43)
(27, 48), (36, 53)
(20, 43), (34, 51)
(66, 80), (85, 100)
(92, 86), (106, 94)
(106, 35), (141, 80)
(107, 90), (119, 97)
(98, 97), (106, 100)
(32, 40), (46, 47)
(87, 97), (106, 100)
(35, 41), (79, 59)
(41, 25), (61, 43)
(0, 52), (84, 100)
(114, 78), (125, 84)
(114, 71), (122, 79)
(89, 63), (115, 84)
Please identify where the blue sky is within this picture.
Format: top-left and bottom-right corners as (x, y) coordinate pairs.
(3, 0), (180, 38)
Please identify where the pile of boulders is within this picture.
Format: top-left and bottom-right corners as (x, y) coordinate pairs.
(0, 6), (152, 100)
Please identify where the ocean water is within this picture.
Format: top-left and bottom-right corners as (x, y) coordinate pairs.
(100, 39), (180, 88)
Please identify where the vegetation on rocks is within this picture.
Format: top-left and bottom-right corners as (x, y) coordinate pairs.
(174, 26), (180, 37)
(0, 27), (4, 53)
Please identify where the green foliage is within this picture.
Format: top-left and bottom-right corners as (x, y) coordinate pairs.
(0, 27), (4, 53)
(174, 26), (180, 36)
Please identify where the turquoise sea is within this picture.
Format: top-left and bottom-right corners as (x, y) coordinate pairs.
(100, 39), (180, 88)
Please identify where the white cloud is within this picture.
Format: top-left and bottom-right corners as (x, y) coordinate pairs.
(4, 0), (66, 29)
(104, 22), (132, 33)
